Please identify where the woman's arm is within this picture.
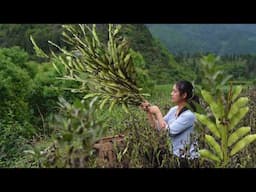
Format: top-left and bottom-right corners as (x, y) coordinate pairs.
(167, 113), (195, 135)
(146, 112), (158, 129)
(148, 106), (167, 130)
(140, 101), (165, 129)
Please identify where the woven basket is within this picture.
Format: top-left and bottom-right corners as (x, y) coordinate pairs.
(93, 134), (125, 167)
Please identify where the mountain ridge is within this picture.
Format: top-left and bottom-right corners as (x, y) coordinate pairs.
(146, 24), (256, 55)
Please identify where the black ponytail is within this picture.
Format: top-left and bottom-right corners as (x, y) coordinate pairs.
(175, 80), (200, 112)
(187, 95), (200, 112)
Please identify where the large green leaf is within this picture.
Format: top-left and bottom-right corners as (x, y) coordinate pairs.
(201, 90), (214, 104)
(230, 134), (256, 156)
(210, 101), (224, 119)
(228, 127), (250, 147)
(231, 86), (243, 102)
(205, 135), (223, 160)
(201, 90), (224, 119)
(228, 97), (249, 119)
(229, 107), (249, 130)
(199, 149), (221, 163)
(196, 113), (220, 138)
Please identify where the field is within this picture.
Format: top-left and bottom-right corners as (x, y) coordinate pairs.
(13, 83), (256, 168)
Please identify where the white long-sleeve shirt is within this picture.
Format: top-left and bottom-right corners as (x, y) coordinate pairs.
(163, 106), (198, 158)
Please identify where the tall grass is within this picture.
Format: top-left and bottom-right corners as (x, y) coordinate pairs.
(19, 84), (256, 168)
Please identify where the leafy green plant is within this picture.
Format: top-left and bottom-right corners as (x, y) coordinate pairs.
(130, 49), (155, 94)
(31, 24), (150, 114)
(195, 54), (233, 97)
(196, 85), (256, 167)
(110, 113), (176, 168)
(29, 97), (106, 168)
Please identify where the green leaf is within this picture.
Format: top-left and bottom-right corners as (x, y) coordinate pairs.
(231, 86), (243, 102)
(220, 75), (233, 86)
(48, 40), (73, 57)
(30, 35), (49, 58)
(83, 93), (99, 100)
(23, 150), (36, 155)
(201, 90), (224, 119)
(201, 90), (214, 104)
(121, 103), (129, 113)
(199, 149), (221, 163)
(192, 101), (206, 114)
(205, 135), (223, 160)
(52, 62), (61, 74)
(109, 99), (117, 112)
(210, 101), (224, 119)
(230, 134), (256, 156)
(229, 107), (249, 130)
(92, 24), (100, 45)
(195, 113), (220, 138)
(212, 71), (222, 81)
(141, 93), (151, 97)
(228, 127), (251, 147)
(228, 97), (249, 119)
(99, 96), (110, 110)
(89, 96), (98, 109)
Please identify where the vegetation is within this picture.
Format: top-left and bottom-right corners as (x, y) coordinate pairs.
(0, 24), (255, 168)
(147, 24), (256, 55)
(31, 24), (151, 110)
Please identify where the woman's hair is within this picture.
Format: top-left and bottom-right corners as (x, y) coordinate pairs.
(175, 80), (200, 112)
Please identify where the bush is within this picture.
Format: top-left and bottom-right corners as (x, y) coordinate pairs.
(130, 49), (155, 94)
(0, 48), (35, 125)
(26, 98), (107, 168)
(29, 60), (84, 135)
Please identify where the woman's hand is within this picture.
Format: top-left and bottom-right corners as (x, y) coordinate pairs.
(159, 120), (167, 129)
(148, 105), (160, 114)
(140, 102), (161, 115)
(141, 101), (167, 130)
(140, 100), (151, 112)
(149, 106), (167, 130)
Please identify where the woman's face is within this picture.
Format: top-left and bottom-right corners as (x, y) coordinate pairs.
(171, 84), (186, 104)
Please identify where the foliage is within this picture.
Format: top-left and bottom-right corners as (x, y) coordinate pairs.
(0, 47), (35, 130)
(220, 58), (247, 80)
(108, 113), (174, 168)
(28, 61), (84, 134)
(0, 118), (31, 167)
(26, 97), (106, 168)
(192, 54), (256, 167)
(31, 24), (151, 113)
(196, 86), (256, 167)
(0, 24), (65, 55)
(195, 54), (232, 97)
(147, 24), (256, 55)
(130, 49), (155, 93)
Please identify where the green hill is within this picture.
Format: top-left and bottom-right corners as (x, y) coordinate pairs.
(147, 24), (256, 55)
(0, 24), (173, 83)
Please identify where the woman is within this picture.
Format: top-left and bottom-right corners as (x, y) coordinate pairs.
(140, 80), (199, 163)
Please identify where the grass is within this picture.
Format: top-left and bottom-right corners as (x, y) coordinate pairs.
(94, 84), (173, 136)
(14, 84), (174, 167)
(17, 83), (256, 168)
(147, 84), (173, 114)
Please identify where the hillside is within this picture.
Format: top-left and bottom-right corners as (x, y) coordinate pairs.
(0, 24), (172, 83)
(147, 24), (256, 55)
